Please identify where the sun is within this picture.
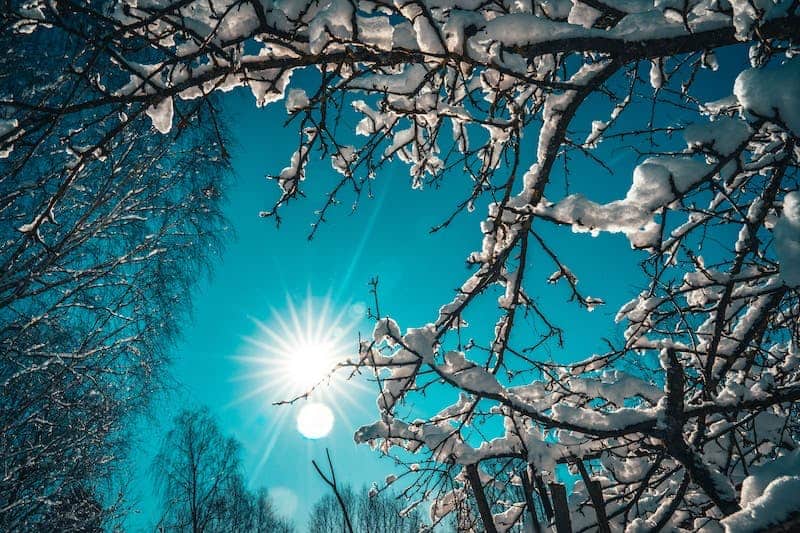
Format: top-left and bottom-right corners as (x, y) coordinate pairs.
(237, 296), (358, 398)
(233, 294), (372, 423)
(284, 337), (338, 391)
(231, 295), (372, 475)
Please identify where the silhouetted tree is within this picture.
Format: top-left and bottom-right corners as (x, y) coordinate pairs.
(152, 408), (294, 533)
(307, 485), (355, 533)
(153, 408), (243, 532)
(252, 488), (294, 533)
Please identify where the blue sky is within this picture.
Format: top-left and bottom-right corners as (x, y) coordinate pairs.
(126, 47), (749, 529)
(128, 88), (519, 528)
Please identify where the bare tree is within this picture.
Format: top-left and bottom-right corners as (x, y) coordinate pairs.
(153, 408), (242, 532)
(307, 485), (356, 533)
(0, 14), (228, 529)
(37, 484), (106, 533)
(252, 488), (295, 533)
(152, 408), (294, 533)
(4, 0), (800, 531)
(308, 485), (424, 533)
(356, 487), (425, 533)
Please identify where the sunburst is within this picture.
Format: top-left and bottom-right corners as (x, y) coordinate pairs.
(233, 294), (370, 441)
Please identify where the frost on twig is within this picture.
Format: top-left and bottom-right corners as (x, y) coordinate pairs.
(4, 1), (800, 530)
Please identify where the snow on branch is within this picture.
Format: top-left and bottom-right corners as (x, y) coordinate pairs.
(4, 0), (800, 530)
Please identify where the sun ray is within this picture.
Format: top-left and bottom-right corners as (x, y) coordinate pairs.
(249, 405), (292, 479)
(232, 294), (368, 442)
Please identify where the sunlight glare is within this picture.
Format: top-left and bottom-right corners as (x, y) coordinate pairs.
(286, 338), (337, 390)
(235, 295), (367, 403)
(296, 402), (334, 439)
(233, 295), (374, 467)
(269, 486), (299, 518)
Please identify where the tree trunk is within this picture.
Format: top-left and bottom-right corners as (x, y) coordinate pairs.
(520, 468), (542, 533)
(549, 482), (573, 533)
(576, 460), (611, 533)
(466, 463), (498, 533)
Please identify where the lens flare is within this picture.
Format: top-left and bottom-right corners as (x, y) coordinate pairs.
(232, 295), (371, 453)
(296, 402), (334, 439)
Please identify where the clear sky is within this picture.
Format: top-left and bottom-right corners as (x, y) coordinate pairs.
(126, 47), (749, 530)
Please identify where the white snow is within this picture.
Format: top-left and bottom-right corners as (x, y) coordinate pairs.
(356, 15), (393, 51)
(723, 451), (800, 532)
(308, 0), (353, 54)
(684, 117), (751, 156)
(775, 192), (800, 286)
(649, 58), (664, 89)
(0, 118), (19, 158)
(734, 57), (800, 136)
(285, 88), (310, 112)
(535, 157), (708, 248)
(372, 317), (401, 344)
(146, 97), (174, 134)
(249, 67), (293, 108)
(331, 145), (356, 175)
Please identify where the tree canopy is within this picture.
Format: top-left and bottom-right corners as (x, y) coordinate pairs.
(0, 11), (228, 528)
(2, 0), (800, 531)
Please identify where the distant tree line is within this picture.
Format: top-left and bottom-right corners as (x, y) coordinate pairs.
(307, 485), (424, 533)
(152, 407), (429, 533)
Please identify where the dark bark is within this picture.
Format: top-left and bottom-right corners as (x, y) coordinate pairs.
(466, 463), (498, 533)
(549, 482), (573, 533)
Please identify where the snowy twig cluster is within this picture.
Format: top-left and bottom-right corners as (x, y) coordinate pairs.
(3, 0), (800, 531)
